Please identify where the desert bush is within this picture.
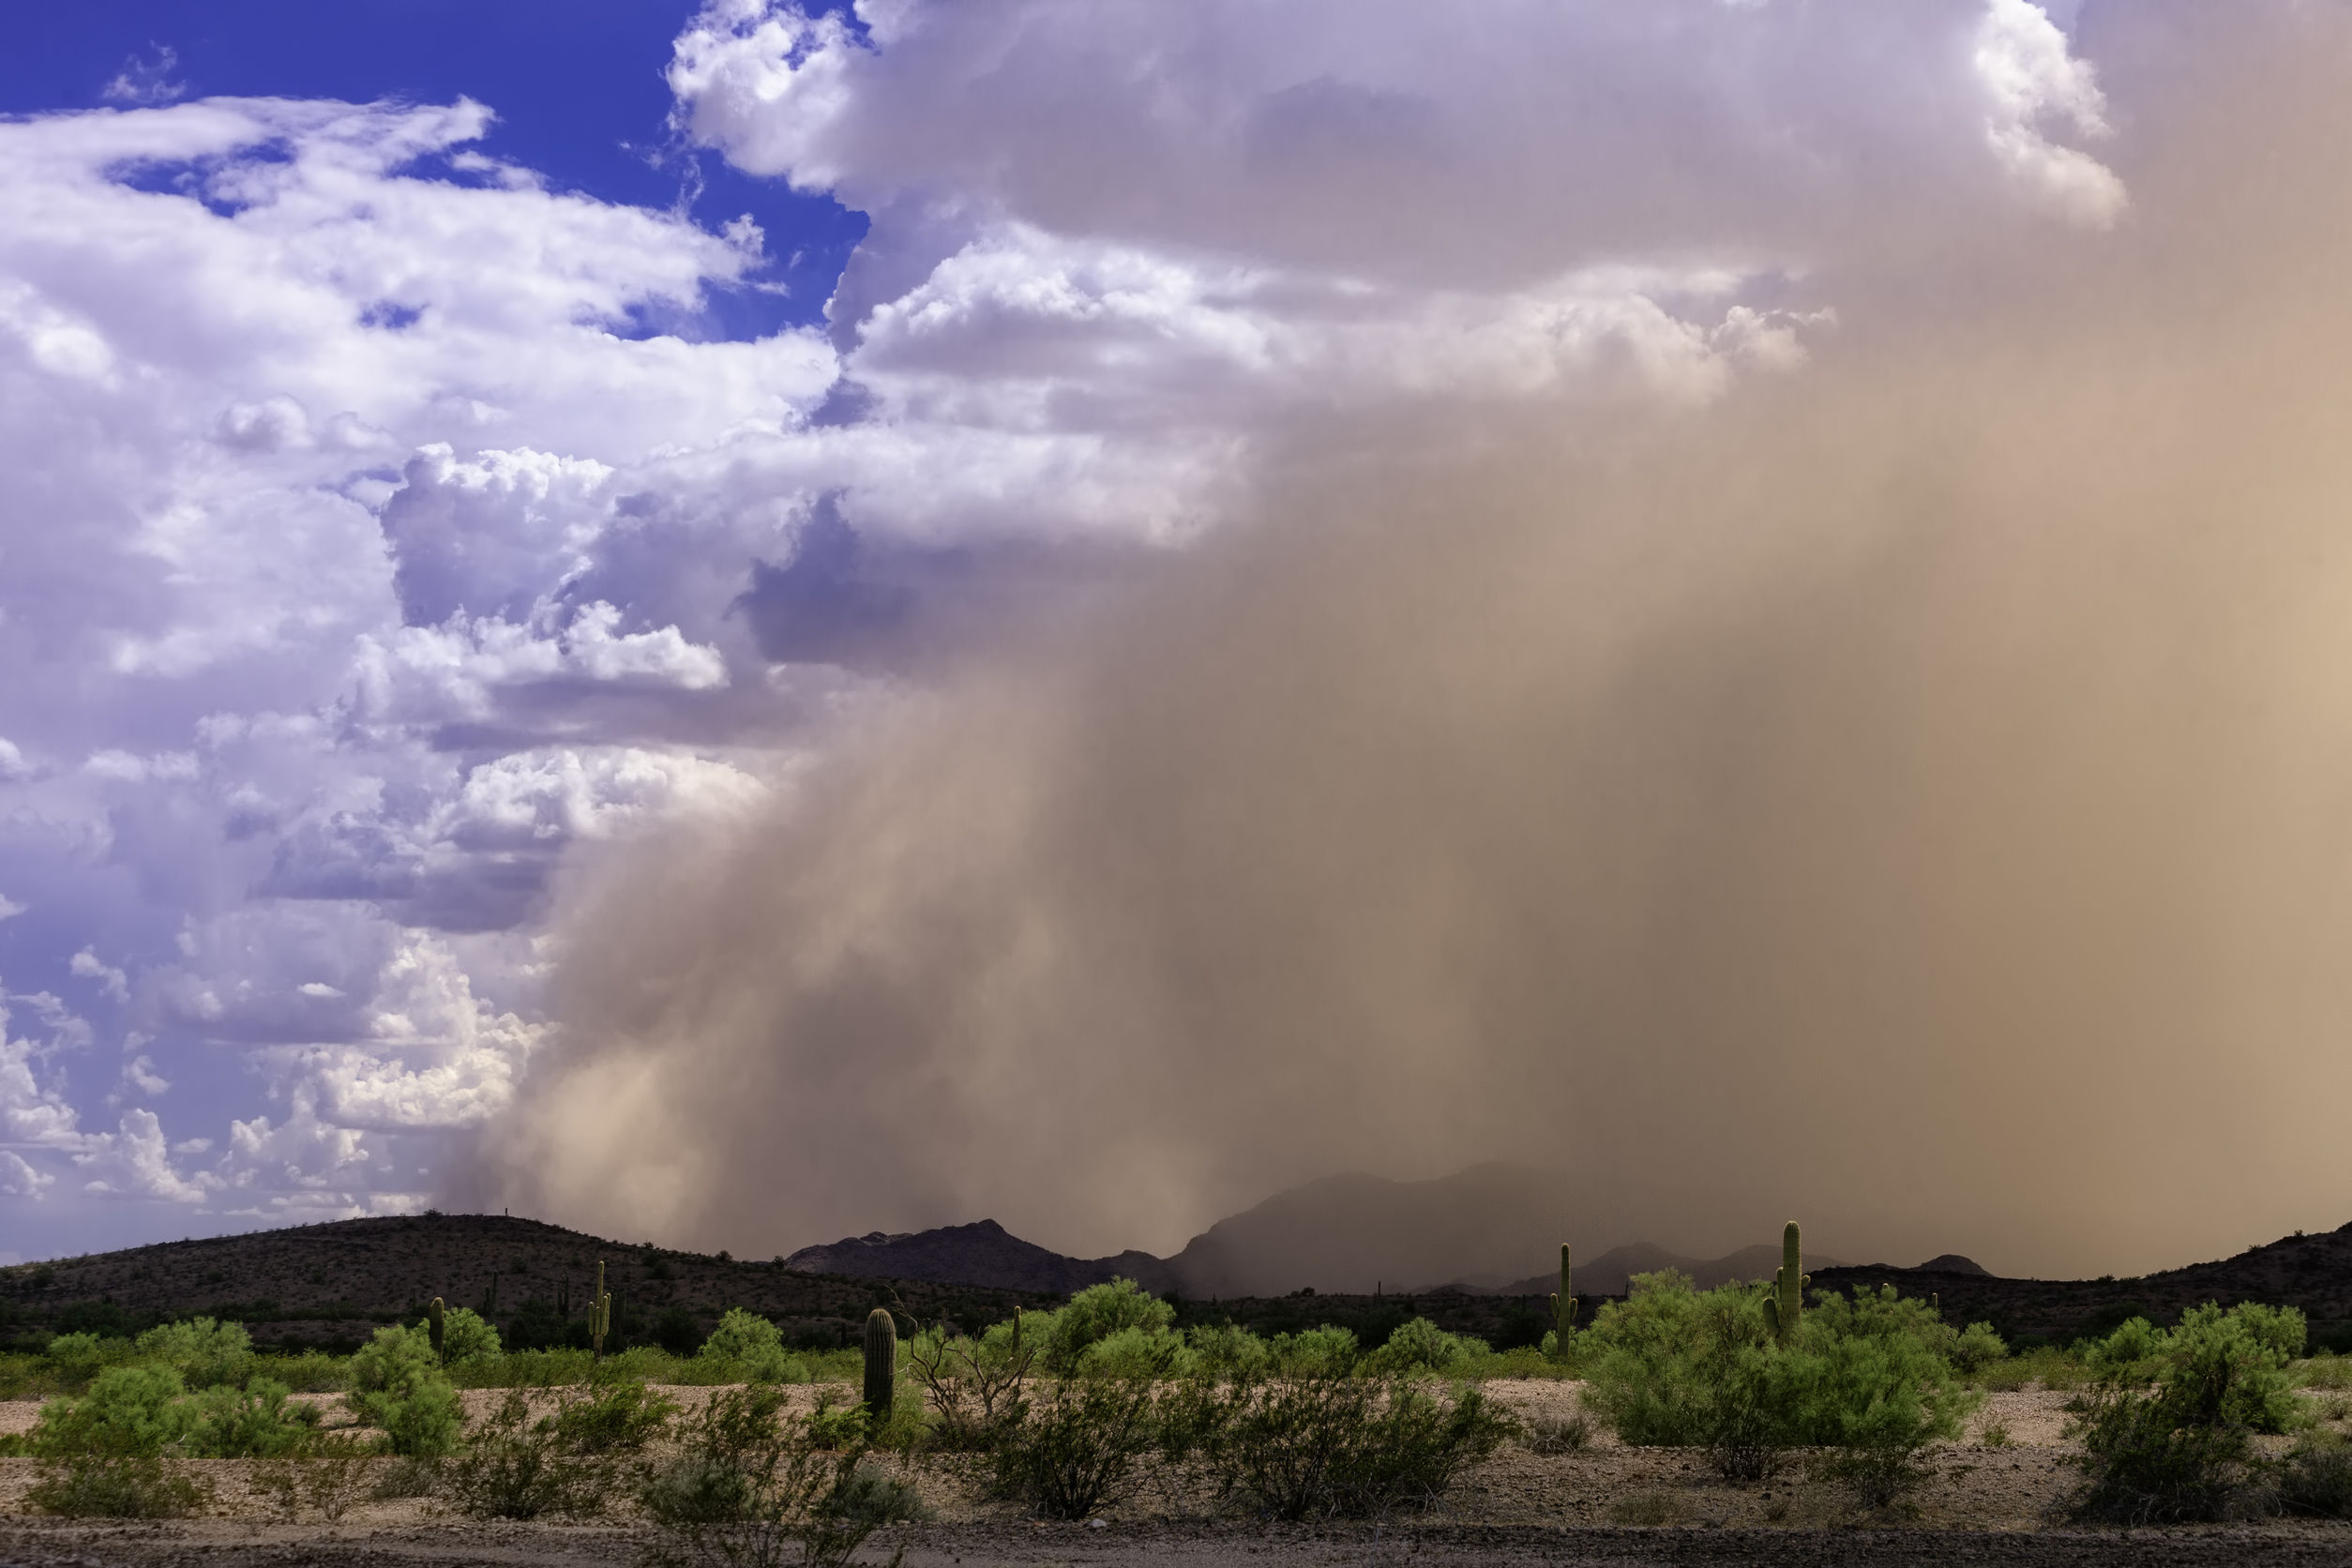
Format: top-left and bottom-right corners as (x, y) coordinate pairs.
(1460, 1345), (1576, 1381)
(2069, 1301), (2305, 1523)
(988, 1375), (1166, 1520)
(1185, 1323), (1273, 1379)
(1039, 1279), (1175, 1375)
(1949, 1322), (2008, 1378)
(253, 1450), (374, 1522)
(135, 1317), (255, 1389)
(1581, 1274), (1971, 1485)
(2299, 1352), (2352, 1391)
(1181, 1372), (1513, 1520)
(435, 1305), (503, 1364)
(1269, 1326), (1360, 1377)
(1080, 1324), (1199, 1380)
(557, 1375), (678, 1453)
(637, 1382), (897, 1568)
(1358, 1318), (1485, 1378)
(905, 1319), (1034, 1452)
(1523, 1411), (1593, 1455)
(25, 1363), (191, 1457)
(2273, 1432), (2352, 1517)
(25, 1456), (210, 1518)
(348, 1323), (463, 1457)
(701, 1308), (808, 1384)
(262, 1349), (350, 1392)
(20, 1364), (209, 1519)
(1975, 1345), (2090, 1393)
(445, 1388), (614, 1519)
(40, 1331), (124, 1389)
(182, 1376), (322, 1457)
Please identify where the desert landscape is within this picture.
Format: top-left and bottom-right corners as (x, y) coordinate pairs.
(8, 1212), (2352, 1564)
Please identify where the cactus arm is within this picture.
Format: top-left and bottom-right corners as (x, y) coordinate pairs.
(429, 1297), (445, 1361)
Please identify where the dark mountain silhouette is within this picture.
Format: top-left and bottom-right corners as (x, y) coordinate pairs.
(783, 1219), (1179, 1295)
(1915, 1254), (1991, 1276)
(0, 1213), (1059, 1353)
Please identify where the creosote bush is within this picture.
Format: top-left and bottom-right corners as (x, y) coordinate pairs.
(2070, 1301), (2308, 1524)
(1174, 1372), (1513, 1520)
(637, 1382), (905, 1568)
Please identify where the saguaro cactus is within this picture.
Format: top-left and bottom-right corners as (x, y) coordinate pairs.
(428, 1297), (446, 1361)
(589, 1259), (612, 1362)
(864, 1306), (897, 1422)
(1762, 1222), (1807, 1345)
(1547, 1244), (1577, 1354)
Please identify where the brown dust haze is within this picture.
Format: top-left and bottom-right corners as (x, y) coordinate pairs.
(459, 14), (2352, 1285)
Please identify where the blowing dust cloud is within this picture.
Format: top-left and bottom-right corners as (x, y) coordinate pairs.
(457, 6), (2352, 1286)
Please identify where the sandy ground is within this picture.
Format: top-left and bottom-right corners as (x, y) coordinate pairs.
(5, 1382), (2349, 1566)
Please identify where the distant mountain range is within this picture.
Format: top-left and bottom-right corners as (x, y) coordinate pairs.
(785, 1165), (1877, 1298)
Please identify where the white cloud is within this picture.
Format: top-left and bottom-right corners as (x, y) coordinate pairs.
(1974, 0), (2127, 227)
(70, 949), (131, 1003)
(0, 895), (25, 922)
(0, 1152), (52, 1198)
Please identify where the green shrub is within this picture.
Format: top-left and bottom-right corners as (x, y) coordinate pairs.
(988, 1375), (1163, 1520)
(27, 1364), (191, 1457)
(41, 1331), (120, 1388)
(2299, 1352), (2352, 1392)
(135, 1318), (255, 1389)
(2280, 1433), (2352, 1517)
(433, 1305), (502, 1364)
(182, 1377), (322, 1457)
(1975, 1345), (2089, 1393)
(555, 1376), (678, 1454)
(1269, 1327), (1359, 1378)
(1581, 1274), (1971, 1484)
(1079, 1325), (1198, 1380)
(1184, 1323), (1273, 1379)
(445, 1388), (616, 1520)
(637, 1383), (890, 1568)
(25, 1456), (209, 1518)
(1523, 1411), (1593, 1455)
(20, 1364), (211, 1520)
(905, 1320), (1036, 1452)
(1041, 1279), (1175, 1375)
(1181, 1372), (1513, 1520)
(251, 1450), (374, 1522)
(261, 1349), (350, 1392)
(1950, 1322), (2008, 1378)
(700, 1307), (808, 1383)
(1358, 1318), (1484, 1378)
(2070, 1301), (2305, 1523)
(348, 1324), (462, 1457)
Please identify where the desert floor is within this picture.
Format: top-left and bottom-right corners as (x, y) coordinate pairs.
(5, 1381), (2352, 1566)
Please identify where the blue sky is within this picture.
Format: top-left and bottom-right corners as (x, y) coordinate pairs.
(1, 0), (866, 337)
(13, 0), (2295, 1276)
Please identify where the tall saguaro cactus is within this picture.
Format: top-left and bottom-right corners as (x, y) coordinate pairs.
(589, 1259), (612, 1362)
(428, 1297), (446, 1362)
(864, 1307), (897, 1423)
(1762, 1222), (1807, 1345)
(1548, 1244), (1577, 1355)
